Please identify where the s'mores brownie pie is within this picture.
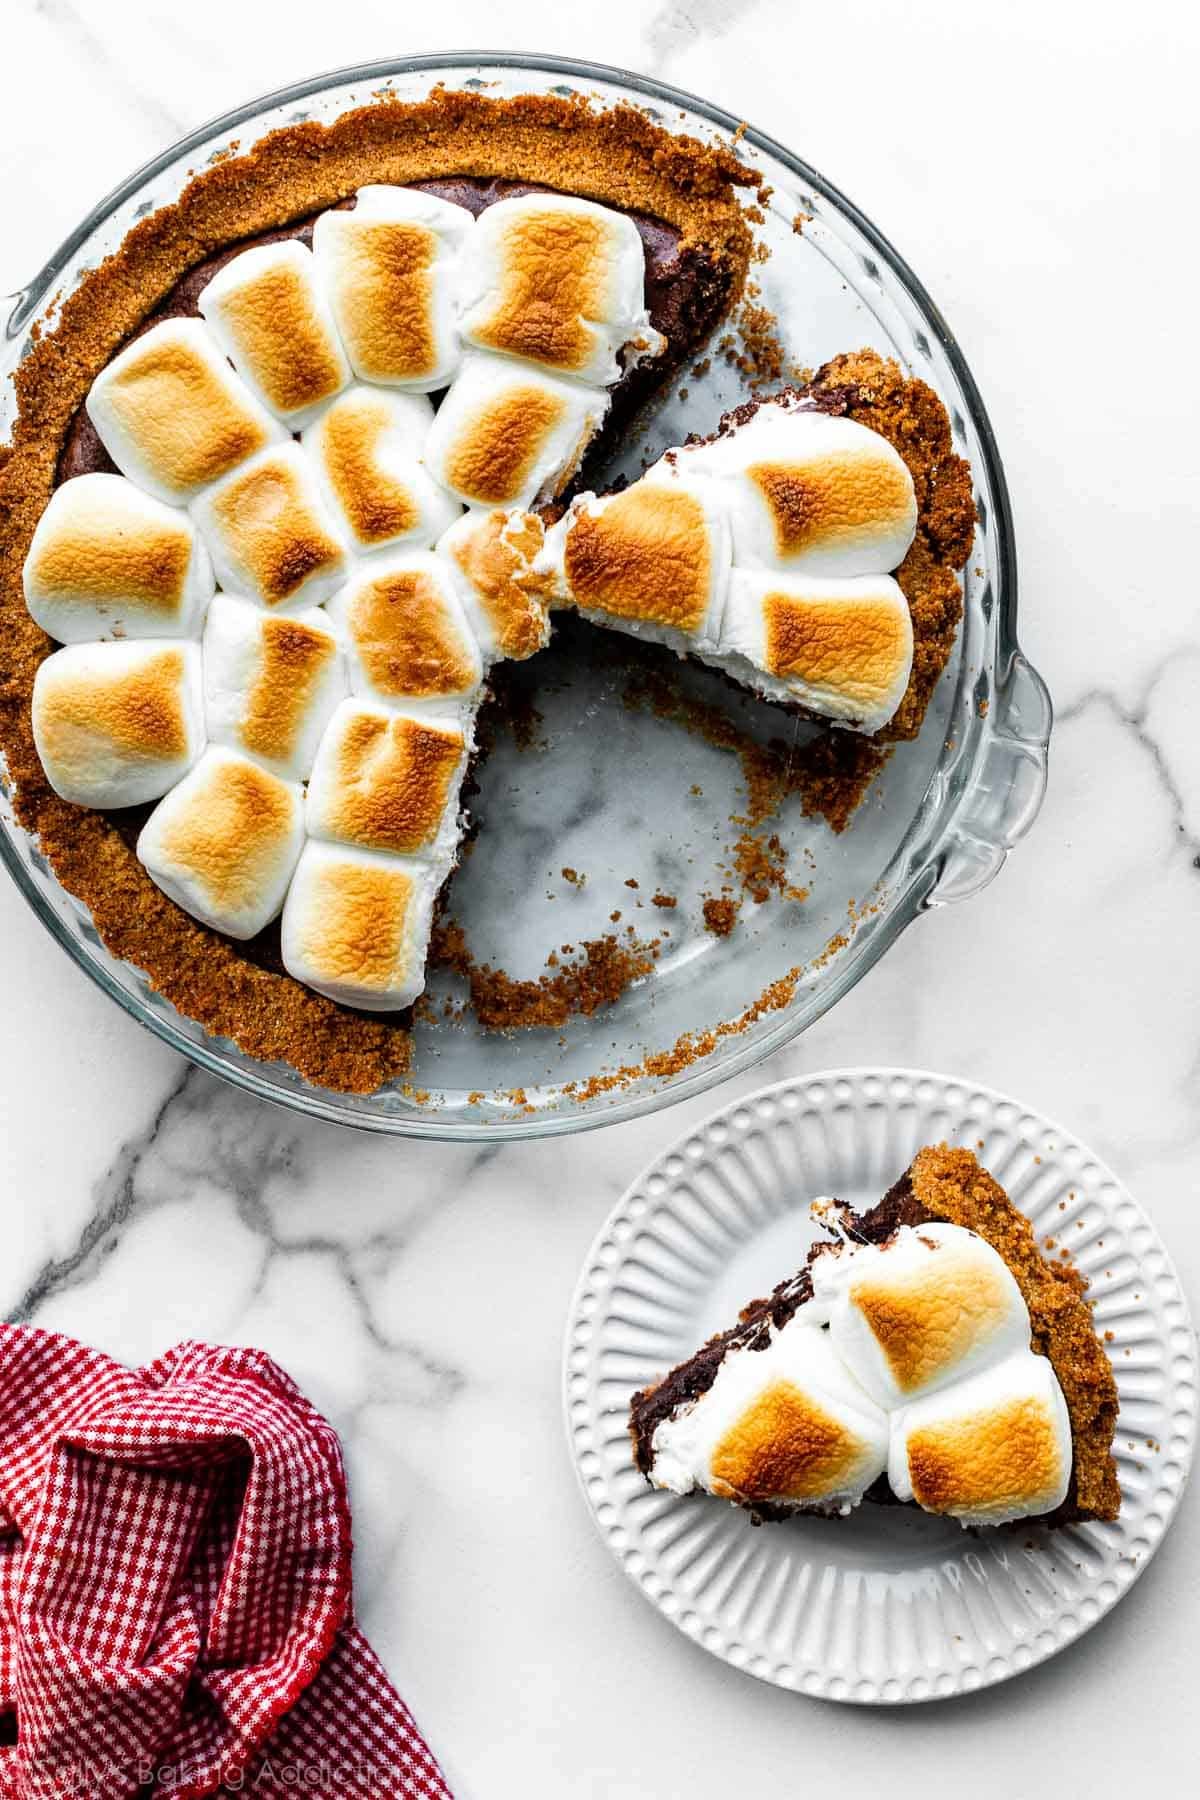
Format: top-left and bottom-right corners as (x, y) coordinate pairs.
(312, 185), (474, 391)
(31, 641), (204, 808)
(547, 394), (923, 731)
(3, 83), (976, 1095)
(280, 840), (443, 1011)
(190, 443), (349, 613)
(197, 239), (351, 429)
(202, 594), (346, 781)
(303, 386), (462, 555)
(305, 699), (468, 864)
(85, 318), (283, 504)
(23, 473), (214, 643)
(328, 552), (483, 713)
(137, 745), (304, 939)
(423, 353), (608, 509)
(631, 1148), (1120, 1527)
(458, 191), (665, 386)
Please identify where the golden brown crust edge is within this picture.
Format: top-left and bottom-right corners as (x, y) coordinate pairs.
(810, 350), (975, 742)
(908, 1145), (1122, 1522)
(0, 91), (754, 1095)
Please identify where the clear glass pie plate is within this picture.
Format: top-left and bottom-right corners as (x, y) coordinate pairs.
(0, 53), (1051, 1138)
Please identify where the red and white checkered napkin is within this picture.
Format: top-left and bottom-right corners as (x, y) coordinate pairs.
(0, 1329), (453, 1799)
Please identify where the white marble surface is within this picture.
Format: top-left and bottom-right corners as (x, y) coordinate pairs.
(2, 2), (1198, 1794)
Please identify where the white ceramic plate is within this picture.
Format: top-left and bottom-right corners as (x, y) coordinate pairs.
(564, 1068), (1196, 1702)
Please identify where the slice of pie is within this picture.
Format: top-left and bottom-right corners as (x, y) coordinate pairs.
(630, 1146), (1120, 1527)
(0, 89), (975, 1092)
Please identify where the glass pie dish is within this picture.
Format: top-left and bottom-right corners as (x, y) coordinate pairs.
(0, 53), (1051, 1138)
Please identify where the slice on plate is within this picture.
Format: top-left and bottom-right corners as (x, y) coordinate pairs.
(629, 1145), (1120, 1527)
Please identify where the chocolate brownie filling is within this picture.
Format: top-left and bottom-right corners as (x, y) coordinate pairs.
(629, 1146), (1121, 1527)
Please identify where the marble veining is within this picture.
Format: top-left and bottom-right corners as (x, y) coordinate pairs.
(2, 4), (1199, 1798)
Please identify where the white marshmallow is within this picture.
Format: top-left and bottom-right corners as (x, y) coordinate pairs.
(202, 593), (346, 781)
(197, 239), (351, 428)
(888, 1351), (1073, 1526)
(436, 508), (551, 664)
(85, 318), (284, 504)
(544, 465), (731, 656)
(136, 745), (303, 939)
(311, 186), (474, 390)
(326, 550), (483, 714)
(23, 473), (214, 643)
(682, 403), (918, 576)
(305, 697), (469, 864)
(648, 1315), (889, 1514)
(810, 1222), (1033, 1409)
(423, 352), (608, 509)
(713, 570), (913, 731)
(458, 192), (664, 386)
(280, 838), (442, 1011)
(31, 640), (204, 808)
(190, 442), (349, 613)
(302, 386), (461, 554)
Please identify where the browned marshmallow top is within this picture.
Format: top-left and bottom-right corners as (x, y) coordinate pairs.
(563, 483), (715, 634)
(316, 710), (466, 856)
(240, 617), (340, 765)
(204, 452), (346, 609)
(709, 1379), (877, 1504)
(763, 589), (911, 701)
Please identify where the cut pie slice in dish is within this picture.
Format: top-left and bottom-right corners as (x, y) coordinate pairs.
(629, 1146), (1120, 1528)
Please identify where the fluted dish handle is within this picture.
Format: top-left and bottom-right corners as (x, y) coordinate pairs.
(926, 648), (1052, 906)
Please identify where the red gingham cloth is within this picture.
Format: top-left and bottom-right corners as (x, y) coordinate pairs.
(0, 1329), (453, 1799)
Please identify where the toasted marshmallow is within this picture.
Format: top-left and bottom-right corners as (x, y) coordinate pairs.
(684, 405), (917, 577)
(280, 839), (441, 1011)
(423, 353), (607, 509)
(810, 1222), (1032, 1410)
(648, 1317), (889, 1513)
(547, 470), (731, 654)
(327, 551), (483, 713)
(715, 570), (913, 731)
(197, 239), (350, 428)
(23, 473), (214, 643)
(311, 186), (474, 390)
(306, 698), (468, 863)
(303, 386), (461, 554)
(191, 443), (349, 612)
(458, 192), (664, 386)
(889, 1351), (1072, 1526)
(137, 746), (303, 939)
(202, 593), (346, 781)
(31, 641), (203, 808)
(85, 318), (283, 504)
(437, 508), (551, 662)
